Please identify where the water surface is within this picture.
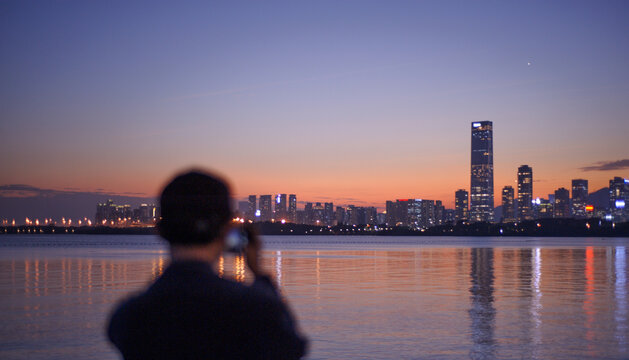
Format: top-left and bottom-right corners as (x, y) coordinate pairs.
(0, 235), (627, 359)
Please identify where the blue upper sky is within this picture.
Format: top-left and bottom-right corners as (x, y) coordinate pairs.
(2, 0), (628, 208)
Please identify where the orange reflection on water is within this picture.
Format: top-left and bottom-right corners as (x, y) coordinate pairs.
(584, 246), (595, 347)
(1, 245), (628, 359)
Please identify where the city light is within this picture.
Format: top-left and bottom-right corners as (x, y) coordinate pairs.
(616, 200), (625, 209)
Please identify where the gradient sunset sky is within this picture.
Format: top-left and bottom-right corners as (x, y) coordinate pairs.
(2, 1), (628, 209)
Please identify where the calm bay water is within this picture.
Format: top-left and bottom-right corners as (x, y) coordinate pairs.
(0, 235), (627, 359)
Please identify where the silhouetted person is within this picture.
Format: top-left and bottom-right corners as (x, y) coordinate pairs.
(107, 170), (308, 359)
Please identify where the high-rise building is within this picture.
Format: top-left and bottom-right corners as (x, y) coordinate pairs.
(501, 186), (515, 223)
(365, 207), (378, 225)
(405, 199), (435, 229)
(377, 212), (386, 225)
(421, 200), (435, 228)
(571, 179), (588, 219)
(609, 177), (628, 221)
(237, 201), (248, 217)
(304, 203), (313, 225)
(259, 195), (272, 222)
(470, 121), (494, 222)
(454, 189), (469, 222)
(434, 200), (444, 226)
(385, 201), (396, 225)
(407, 200), (422, 229)
(350, 206), (366, 225)
(444, 209), (456, 224)
(247, 195), (256, 221)
(553, 188), (570, 218)
(288, 194), (297, 223)
(274, 194), (287, 221)
(313, 202), (325, 225)
(324, 202), (334, 226)
(517, 165), (533, 221)
(395, 199), (411, 226)
(537, 198), (553, 219)
(335, 206), (346, 225)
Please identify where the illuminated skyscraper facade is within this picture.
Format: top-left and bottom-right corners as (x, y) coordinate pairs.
(324, 202), (334, 225)
(247, 195), (256, 221)
(470, 121), (494, 222)
(571, 179), (588, 218)
(609, 177), (628, 221)
(259, 195), (272, 222)
(517, 165), (533, 221)
(455, 189), (469, 222)
(553, 187), (570, 218)
(501, 186), (515, 223)
(288, 194), (297, 222)
(274, 194), (287, 220)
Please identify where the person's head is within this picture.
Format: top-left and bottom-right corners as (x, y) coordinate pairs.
(158, 170), (233, 247)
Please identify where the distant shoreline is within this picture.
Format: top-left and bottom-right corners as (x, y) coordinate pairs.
(1, 218), (628, 237)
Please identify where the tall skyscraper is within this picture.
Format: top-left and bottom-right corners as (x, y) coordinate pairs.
(554, 188), (570, 218)
(324, 202), (334, 225)
(335, 206), (346, 225)
(304, 203), (313, 224)
(288, 194), (297, 222)
(313, 202), (324, 225)
(455, 189), (469, 222)
(434, 200), (444, 226)
(385, 201), (396, 225)
(609, 177), (628, 221)
(571, 179), (588, 218)
(365, 207), (377, 225)
(247, 195), (256, 221)
(501, 186), (515, 223)
(394, 199), (411, 226)
(274, 194), (287, 220)
(237, 201), (248, 217)
(517, 165), (533, 221)
(259, 195), (272, 222)
(470, 121), (494, 222)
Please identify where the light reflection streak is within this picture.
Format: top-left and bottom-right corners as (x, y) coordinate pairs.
(78, 258), (82, 291)
(218, 256), (224, 278)
(35, 259), (40, 297)
(234, 255), (245, 283)
(158, 257), (164, 277)
(615, 247), (626, 352)
(469, 248), (496, 360)
(531, 247), (542, 350)
(44, 259), (49, 297)
(3, 246), (629, 358)
(25, 260), (30, 296)
(316, 251), (320, 302)
(276, 251), (282, 288)
(584, 247), (595, 348)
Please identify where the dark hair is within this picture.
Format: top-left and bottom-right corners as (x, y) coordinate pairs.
(158, 170), (232, 245)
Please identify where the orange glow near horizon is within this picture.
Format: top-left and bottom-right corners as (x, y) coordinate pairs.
(2, 164), (623, 210)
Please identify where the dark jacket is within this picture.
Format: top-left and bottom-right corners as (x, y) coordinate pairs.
(107, 260), (307, 359)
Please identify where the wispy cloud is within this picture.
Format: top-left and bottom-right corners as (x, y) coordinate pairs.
(0, 184), (150, 199)
(580, 159), (629, 172)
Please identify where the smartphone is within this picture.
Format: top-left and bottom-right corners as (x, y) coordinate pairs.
(225, 226), (249, 253)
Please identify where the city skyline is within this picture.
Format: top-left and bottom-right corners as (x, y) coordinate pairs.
(2, 1), (629, 211)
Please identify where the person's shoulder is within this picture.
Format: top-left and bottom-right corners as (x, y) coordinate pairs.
(107, 291), (145, 344)
(239, 276), (285, 313)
